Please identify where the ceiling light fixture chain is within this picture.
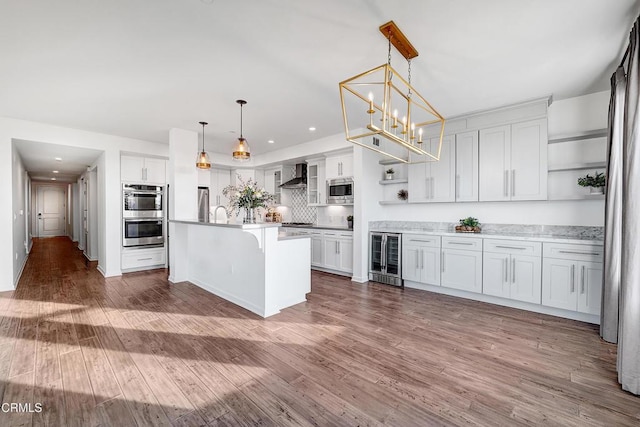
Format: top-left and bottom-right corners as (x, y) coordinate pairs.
(407, 58), (412, 99)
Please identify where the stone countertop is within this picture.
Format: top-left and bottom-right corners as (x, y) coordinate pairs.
(370, 228), (603, 245)
(280, 224), (353, 232)
(170, 219), (281, 230)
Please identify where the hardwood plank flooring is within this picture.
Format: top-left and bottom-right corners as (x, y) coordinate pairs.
(0, 236), (639, 426)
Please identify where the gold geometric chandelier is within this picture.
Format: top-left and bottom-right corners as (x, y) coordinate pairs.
(339, 21), (445, 163)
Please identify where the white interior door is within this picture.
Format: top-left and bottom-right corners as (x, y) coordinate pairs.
(37, 186), (66, 237)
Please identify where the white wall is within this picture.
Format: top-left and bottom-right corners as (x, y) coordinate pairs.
(11, 143), (29, 287)
(1, 116), (169, 291)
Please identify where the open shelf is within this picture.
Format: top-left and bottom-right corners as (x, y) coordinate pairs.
(379, 159), (406, 166)
(548, 162), (606, 172)
(379, 200), (408, 205)
(548, 129), (607, 144)
(379, 179), (408, 185)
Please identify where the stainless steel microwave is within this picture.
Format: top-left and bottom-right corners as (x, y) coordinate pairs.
(327, 178), (354, 205)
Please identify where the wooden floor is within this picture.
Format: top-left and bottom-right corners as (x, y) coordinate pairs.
(0, 238), (639, 426)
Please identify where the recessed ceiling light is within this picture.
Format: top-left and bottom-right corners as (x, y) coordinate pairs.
(54, 157), (62, 162)
(52, 170), (59, 174)
(51, 178), (56, 181)
(268, 140), (275, 144)
(309, 127), (316, 132)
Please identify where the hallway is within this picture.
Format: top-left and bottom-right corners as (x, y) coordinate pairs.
(1, 237), (640, 426)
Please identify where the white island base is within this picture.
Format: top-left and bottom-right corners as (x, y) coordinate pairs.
(169, 220), (310, 317)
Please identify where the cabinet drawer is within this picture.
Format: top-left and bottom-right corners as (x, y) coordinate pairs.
(543, 243), (603, 262)
(122, 248), (166, 269)
(404, 234), (441, 248)
(324, 231), (353, 239)
(484, 239), (541, 256)
(442, 236), (482, 251)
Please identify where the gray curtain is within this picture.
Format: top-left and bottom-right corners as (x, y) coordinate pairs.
(618, 17), (640, 395)
(601, 67), (625, 343)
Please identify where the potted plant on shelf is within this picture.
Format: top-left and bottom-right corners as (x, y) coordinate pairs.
(455, 217), (481, 233)
(385, 168), (395, 180)
(347, 215), (353, 229)
(577, 171), (606, 194)
(397, 189), (408, 200)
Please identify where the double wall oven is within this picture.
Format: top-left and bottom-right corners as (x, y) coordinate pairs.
(122, 184), (165, 247)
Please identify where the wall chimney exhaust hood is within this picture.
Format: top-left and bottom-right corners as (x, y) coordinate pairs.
(280, 163), (307, 189)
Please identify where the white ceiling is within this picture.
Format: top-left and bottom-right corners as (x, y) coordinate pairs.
(1, 0), (638, 163)
(14, 140), (103, 183)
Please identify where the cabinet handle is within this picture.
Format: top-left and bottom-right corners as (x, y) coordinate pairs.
(512, 258), (516, 283)
(570, 264), (575, 292)
(504, 170), (508, 197)
(503, 257), (507, 282)
(415, 250), (419, 270)
(441, 251), (445, 273)
(449, 241), (474, 246)
(558, 250), (601, 256)
(410, 239), (434, 243)
(495, 245), (526, 250)
(337, 242), (340, 255)
(431, 177), (435, 200)
(137, 257), (153, 261)
(581, 265), (585, 294)
(511, 170), (515, 197)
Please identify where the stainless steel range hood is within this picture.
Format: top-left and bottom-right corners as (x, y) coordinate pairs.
(280, 163), (307, 189)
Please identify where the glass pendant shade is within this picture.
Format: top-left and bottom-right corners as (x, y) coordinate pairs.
(196, 150), (211, 169)
(232, 137), (251, 161)
(196, 121), (211, 169)
(233, 99), (251, 161)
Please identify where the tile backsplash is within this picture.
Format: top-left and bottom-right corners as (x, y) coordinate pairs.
(290, 187), (317, 224)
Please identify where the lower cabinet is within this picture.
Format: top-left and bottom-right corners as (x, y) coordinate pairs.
(441, 237), (483, 293)
(402, 235), (441, 285)
(323, 231), (353, 273)
(542, 258), (602, 315)
(121, 247), (166, 271)
(483, 240), (542, 304)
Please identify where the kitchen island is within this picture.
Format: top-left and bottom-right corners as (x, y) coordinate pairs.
(169, 220), (310, 317)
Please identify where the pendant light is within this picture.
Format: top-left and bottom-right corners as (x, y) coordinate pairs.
(196, 121), (211, 169)
(232, 99), (251, 161)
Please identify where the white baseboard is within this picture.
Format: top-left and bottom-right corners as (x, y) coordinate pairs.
(12, 254), (29, 289)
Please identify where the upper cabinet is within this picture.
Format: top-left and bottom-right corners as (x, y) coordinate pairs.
(263, 166), (283, 205)
(306, 159), (327, 206)
(408, 135), (455, 203)
(479, 118), (548, 201)
(121, 155), (166, 184)
(326, 153), (353, 179)
(455, 131), (479, 202)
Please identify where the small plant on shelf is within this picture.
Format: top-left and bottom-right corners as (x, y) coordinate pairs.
(397, 189), (408, 200)
(577, 171), (606, 194)
(456, 217), (481, 233)
(385, 168), (395, 180)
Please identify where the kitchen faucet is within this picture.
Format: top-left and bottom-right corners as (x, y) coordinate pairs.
(213, 205), (228, 223)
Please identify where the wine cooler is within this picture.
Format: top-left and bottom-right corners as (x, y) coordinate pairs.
(369, 232), (402, 286)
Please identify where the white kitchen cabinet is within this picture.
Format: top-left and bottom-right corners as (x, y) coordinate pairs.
(264, 166), (283, 205)
(121, 155), (166, 184)
(402, 235), (441, 285)
(408, 136), (455, 203)
(210, 168), (231, 206)
(441, 237), (483, 293)
(321, 231), (353, 273)
(483, 240), (542, 304)
(325, 153), (353, 179)
(541, 243), (603, 315)
(121, 247), (166, 271)
(310, 231), (323, 267)
(479, 119), (547, 201)
(306, 159), (326, 205)
(455, 131), (479, 202)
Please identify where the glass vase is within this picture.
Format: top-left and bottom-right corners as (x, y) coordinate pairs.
(244, 207), (256, 223)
